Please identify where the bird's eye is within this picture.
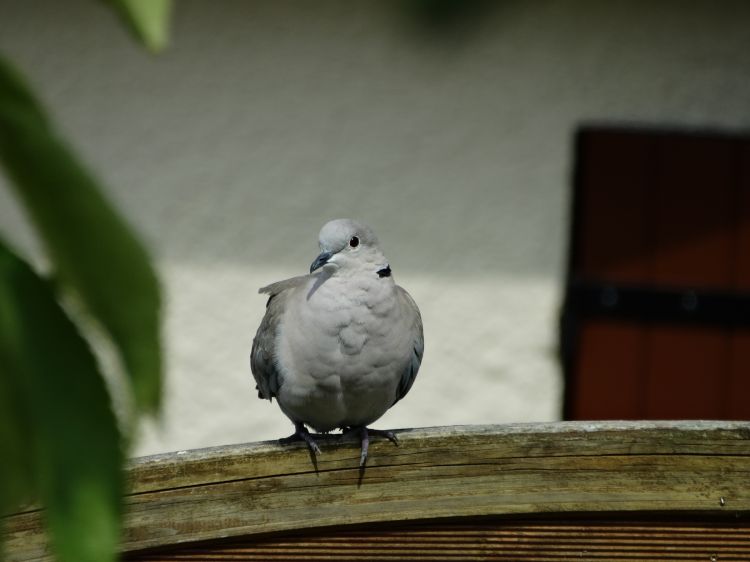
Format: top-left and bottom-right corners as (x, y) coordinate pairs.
(349, 236), (359, 248)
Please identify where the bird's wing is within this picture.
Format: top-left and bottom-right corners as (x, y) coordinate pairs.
(392, 285), (424, 405)
(250, 275), (308, 400)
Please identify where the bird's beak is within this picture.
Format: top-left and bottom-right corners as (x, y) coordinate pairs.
(310, 251), (333, 273)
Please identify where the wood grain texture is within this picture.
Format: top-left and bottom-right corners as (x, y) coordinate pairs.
(4, 421), (750, 561)
(127, 519), (750, 561)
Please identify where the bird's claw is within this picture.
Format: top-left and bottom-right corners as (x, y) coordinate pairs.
(369, 428), (399, 446)
(341, 426), (399, 467)
(280, 423), (321, 456)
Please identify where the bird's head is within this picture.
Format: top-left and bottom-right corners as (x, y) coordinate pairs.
(310, 219), (389, 277)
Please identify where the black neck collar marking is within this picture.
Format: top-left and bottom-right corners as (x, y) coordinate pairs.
(377, 265), (391, 278)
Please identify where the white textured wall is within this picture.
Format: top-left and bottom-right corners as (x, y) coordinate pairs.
(2, 1), (750, 456)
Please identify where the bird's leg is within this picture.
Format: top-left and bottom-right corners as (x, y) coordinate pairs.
(342, 426), (399, 467)
(279, 422), (321, 456)
(359, 427), (369, 467)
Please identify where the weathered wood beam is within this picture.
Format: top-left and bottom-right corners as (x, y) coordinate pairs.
(4, 421), (750, 560)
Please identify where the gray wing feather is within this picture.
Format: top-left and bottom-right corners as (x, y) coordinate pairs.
(392, 286), (424, 405)
(250, 275), (308, 401)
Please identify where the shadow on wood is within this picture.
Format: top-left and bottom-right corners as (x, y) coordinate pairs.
(4, 421), (750, 560)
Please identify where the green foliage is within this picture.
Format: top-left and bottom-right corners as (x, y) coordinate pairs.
(0, 242), (122, 562)
(0, 57), (162, 416)
(0, 1), (172, 560)
(106, 0), (173, 52)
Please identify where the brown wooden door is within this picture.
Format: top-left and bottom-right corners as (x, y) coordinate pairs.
(562, 127), (750, 420)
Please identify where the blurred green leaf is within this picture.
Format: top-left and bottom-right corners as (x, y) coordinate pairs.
(0, 318), (35, 516)
(0, 240), (122, 562)
(106, 0), (173, 52)
(0, 55), (162, 415)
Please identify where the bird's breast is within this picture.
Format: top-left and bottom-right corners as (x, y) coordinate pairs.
(273, 275), (411, 431)
(279, 276), (403, 375)
(308, 277), (395, 348)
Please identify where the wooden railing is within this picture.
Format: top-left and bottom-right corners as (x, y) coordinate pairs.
(5, 421), (750, 560)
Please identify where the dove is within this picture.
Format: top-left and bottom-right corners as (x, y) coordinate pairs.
(251, 219), (424, 466)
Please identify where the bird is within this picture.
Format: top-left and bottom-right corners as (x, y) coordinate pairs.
(251, 218), (424, 466)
